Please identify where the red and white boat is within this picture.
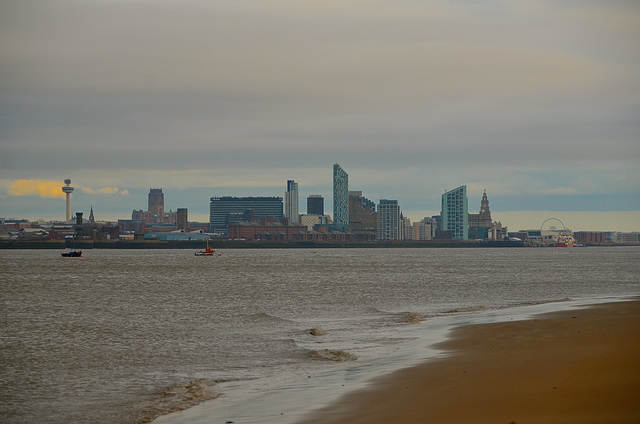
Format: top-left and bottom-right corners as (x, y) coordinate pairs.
(195, 240), (214, 256)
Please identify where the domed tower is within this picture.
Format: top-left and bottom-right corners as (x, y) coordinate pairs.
(62, 179), (75, 223)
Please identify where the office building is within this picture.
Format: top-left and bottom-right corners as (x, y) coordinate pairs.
(176, 208), (188, 231)
(307, 195), (324, 215)
(300, 214), (331, 231)
(377, 199), (401, 241)
(410, 221), (432, 240)
(333, 163), (349, 227)
(348, 191), (376, 232)
(209, 196), (284, 236)
(441, 185), (468, 240)
(285, 180), (300, 224)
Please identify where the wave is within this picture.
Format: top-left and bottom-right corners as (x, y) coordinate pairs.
(133, 378), (217, 424)
(248, 312), (294, 324)
(397, 312), (426, 324)
(306, 349), (358, 362)
(442, 298), (574, 315)
(308, 327), (327, 336)
(443, 306), (490, 314)
(517, 297), (573, 307)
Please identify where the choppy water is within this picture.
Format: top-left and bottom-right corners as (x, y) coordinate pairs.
(1, 247), (639, 423)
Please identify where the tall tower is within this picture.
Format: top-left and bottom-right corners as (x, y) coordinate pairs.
(441, 185), (469, 240)
(62, 179), (74, 223)
(479, 190), (492, 227)
(177, 208), (188, 231)
(285, 180), (300, 224)
(333, 163), (349, 226)
(377, 199), (401, 241)
(148, 188), (164, 222)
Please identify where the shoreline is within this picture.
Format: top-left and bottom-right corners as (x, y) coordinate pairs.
(296, 299), (640, 424)
(152, 298), (638, 424)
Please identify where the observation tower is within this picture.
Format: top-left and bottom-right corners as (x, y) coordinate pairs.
(62, 179), (74, 223)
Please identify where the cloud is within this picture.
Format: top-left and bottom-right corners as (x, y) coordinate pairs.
(0, 0), (638, 229)
(8, 179), (66, 198)
(80, 186), (130, 195)
(6, 180), (130, 198)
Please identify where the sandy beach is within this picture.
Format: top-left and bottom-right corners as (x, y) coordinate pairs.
(297, 299), (640, 424)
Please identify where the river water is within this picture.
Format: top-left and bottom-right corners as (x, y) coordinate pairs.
(1, 247), (638, 423)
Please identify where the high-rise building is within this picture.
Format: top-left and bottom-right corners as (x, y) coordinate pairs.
(307, 195), (324, 215)
(285, 180), (299, 224)
(441, 185), (468, 240)
(348, 191), (377, 232)
(377, 199), (401, 241)
(177, 208), (188, 231)
(209, 196), (284, 236)
(411, 221), (432, 240)
(333, 163), (349, 227)
(148, 188), (164, 221)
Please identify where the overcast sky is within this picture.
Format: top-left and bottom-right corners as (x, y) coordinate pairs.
(1, 0), (639, 231)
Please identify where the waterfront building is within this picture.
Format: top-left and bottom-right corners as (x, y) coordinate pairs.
(468, 190), (492, 229)
(176, 208), (188, 231)
(307, 195), (324, 215)
(285, 180), (300, 224)
(468, 191), (506, 241)
(333, 163), (349, 227)
(300, 214), (331, 231)
(228, 218), (308, 241)
(574, 231), (607, 245)
(377, 199), (401, 241)
(616, 232), (640, 244)
(209, 196), (284, 236)
(143, 231), (209, 241)
(348, 191), (377, 232)
(410, 221), (432, 240)
(118, 219), (146, 234)
(423, 217), (438, 239)
(441, 185), (468, 240)
(402, 216), (412, 240)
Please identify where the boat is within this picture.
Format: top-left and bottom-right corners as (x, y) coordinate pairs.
(553, 234), (575, 247)
(195, 239), (214, 256)
(61, 249), (83, 257)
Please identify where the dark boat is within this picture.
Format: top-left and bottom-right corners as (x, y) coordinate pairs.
(61, 249), (83, 257)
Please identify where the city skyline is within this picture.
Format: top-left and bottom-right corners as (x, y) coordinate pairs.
(1, 177), (638, 234)
(1, 1), (638, 232)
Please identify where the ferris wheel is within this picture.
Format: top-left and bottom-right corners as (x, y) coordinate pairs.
(540, 217), (568, 234)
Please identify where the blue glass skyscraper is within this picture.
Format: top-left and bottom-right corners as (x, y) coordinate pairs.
(441, 185), (468, 240)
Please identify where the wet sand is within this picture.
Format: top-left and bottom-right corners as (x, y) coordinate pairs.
(298, 299), (640, 424)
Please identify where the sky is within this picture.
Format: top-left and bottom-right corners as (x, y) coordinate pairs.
(1, 0), (639, 232)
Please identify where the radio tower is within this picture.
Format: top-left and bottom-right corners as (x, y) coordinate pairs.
(62, 179), (74, 223)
